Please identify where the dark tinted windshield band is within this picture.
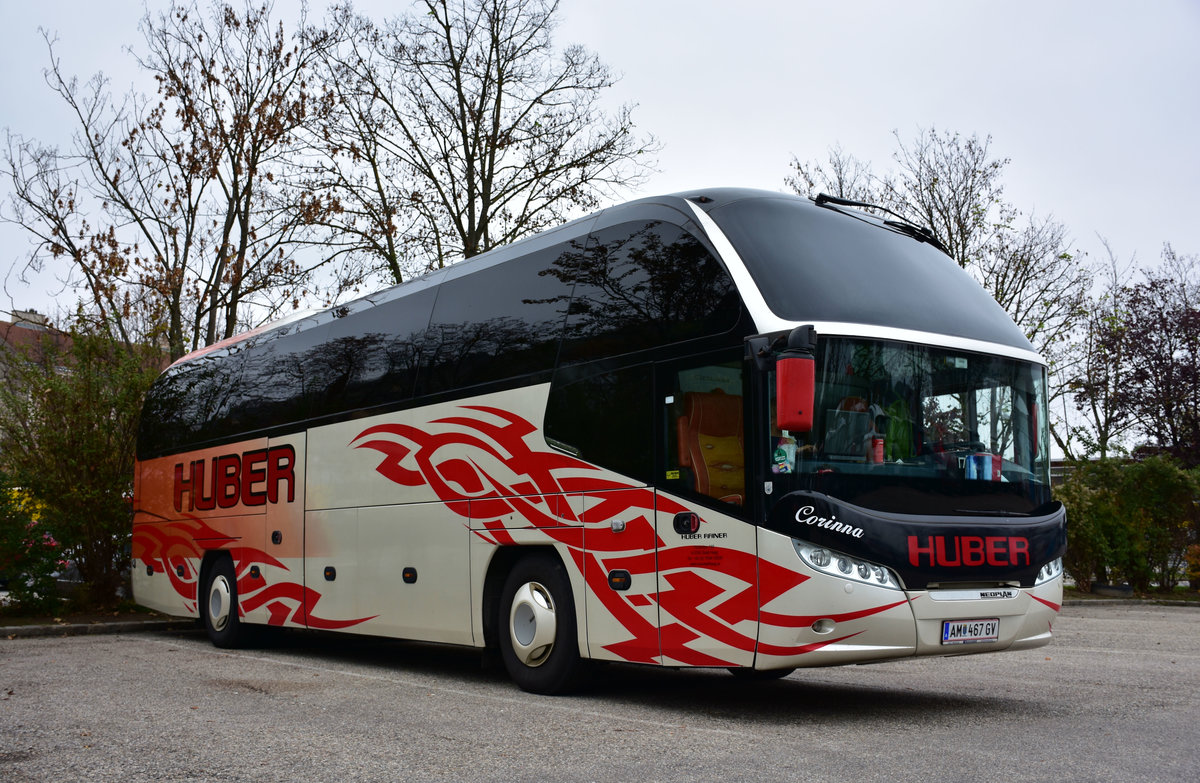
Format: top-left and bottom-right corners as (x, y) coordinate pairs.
(703, 195), (1033, 352)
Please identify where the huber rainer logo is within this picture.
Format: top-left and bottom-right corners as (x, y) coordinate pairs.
(173, 445), (296, 512)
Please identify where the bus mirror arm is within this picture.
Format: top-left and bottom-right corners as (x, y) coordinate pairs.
(776, 325), (817, 434)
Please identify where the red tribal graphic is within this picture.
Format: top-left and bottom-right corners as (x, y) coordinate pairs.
(352, 405), (900, 665)
(132, 516), (372, 630)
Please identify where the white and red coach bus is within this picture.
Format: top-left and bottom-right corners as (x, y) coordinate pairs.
(132, 188), (1065, 693)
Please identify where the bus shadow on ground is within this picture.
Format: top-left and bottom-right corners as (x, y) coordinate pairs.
(577, 662), (1048, 725)
(166, 627), (1048, 725)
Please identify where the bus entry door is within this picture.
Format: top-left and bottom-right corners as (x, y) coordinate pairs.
(654, 494), (758, 668)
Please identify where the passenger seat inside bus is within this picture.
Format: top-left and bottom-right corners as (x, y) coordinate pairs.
(676, 390), (745, 505)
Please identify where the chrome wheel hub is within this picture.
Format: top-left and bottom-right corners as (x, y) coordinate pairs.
(509, 581), (556, 667)
(209, 574), (232, 632)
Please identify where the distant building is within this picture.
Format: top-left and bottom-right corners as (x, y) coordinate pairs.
(0, 310), (72, 369)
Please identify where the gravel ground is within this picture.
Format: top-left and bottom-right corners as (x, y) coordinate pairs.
(1, 602), (1198, 782)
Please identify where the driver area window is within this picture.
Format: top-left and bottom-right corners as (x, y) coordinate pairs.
(661, 356), (746, 512)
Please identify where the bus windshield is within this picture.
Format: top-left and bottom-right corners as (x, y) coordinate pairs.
(766, 336), (1051, 517)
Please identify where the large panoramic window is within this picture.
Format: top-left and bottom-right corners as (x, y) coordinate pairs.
(765, 337), (1051, 516)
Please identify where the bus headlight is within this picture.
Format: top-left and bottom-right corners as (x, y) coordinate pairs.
(1035, 557), (1064, 585)
(792, 540), (903, 590)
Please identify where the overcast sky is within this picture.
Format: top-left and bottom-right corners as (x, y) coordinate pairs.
(2, 0), (1197, 319)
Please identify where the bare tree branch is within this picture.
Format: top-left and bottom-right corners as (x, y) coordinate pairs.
(315, 0), (658, 279)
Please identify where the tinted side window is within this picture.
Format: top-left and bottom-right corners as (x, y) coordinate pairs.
(316, 287), (437, 412)
(554, 221), (741, 365)
(137, 289), (439, 458)
(544, 363), (653, 484)
(138, 322), (304, 457)
(420, 244), (575, 395)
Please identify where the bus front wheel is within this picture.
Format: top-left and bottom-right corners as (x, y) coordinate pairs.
(202, 556), (247, 648)
(498, 554), (582, 695)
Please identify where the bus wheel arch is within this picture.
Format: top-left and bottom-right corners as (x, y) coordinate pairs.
(494, 549), (583, 694)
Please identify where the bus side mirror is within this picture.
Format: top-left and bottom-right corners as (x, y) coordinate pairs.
(776, 325), (817, 433)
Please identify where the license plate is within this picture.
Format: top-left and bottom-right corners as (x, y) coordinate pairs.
(942, 618), (999, 645)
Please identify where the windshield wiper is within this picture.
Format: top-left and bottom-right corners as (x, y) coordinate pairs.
(953, 508), (1030, 517)
(814, 193), (951, 256)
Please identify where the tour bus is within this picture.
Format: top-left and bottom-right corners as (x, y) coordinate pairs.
(132, 187), (1065, 694)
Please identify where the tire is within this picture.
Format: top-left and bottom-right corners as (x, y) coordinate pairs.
(498, 553), (583, 695)
(202, 556), (248, 648)
(728, 666), (796, 681)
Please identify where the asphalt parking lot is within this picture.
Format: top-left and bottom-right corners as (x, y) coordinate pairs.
(2, 602), (1198, 782)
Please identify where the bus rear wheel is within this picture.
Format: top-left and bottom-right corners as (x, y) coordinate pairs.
(498, 554), (582, 695)
(202, 556), (248, 648)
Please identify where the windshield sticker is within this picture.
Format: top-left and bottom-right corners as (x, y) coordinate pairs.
(772, 436), (796, 474)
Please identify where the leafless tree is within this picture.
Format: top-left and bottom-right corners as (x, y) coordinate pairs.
(1116, 247), (1200, 467)
(786, 144), (882, 205)
(3, 2), (342, 360)
(300, 6), (433, 284)
(1054, 238), (1137, 459)
(878, 130), (1013, 270)
(315, 0), (658, 279)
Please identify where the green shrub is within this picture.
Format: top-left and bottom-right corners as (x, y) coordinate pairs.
(0, 479), (62, 612)
(1056, 456), (1199, 593)
(0, 328), (160, 608)
(1055, 475), (1111, 593)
